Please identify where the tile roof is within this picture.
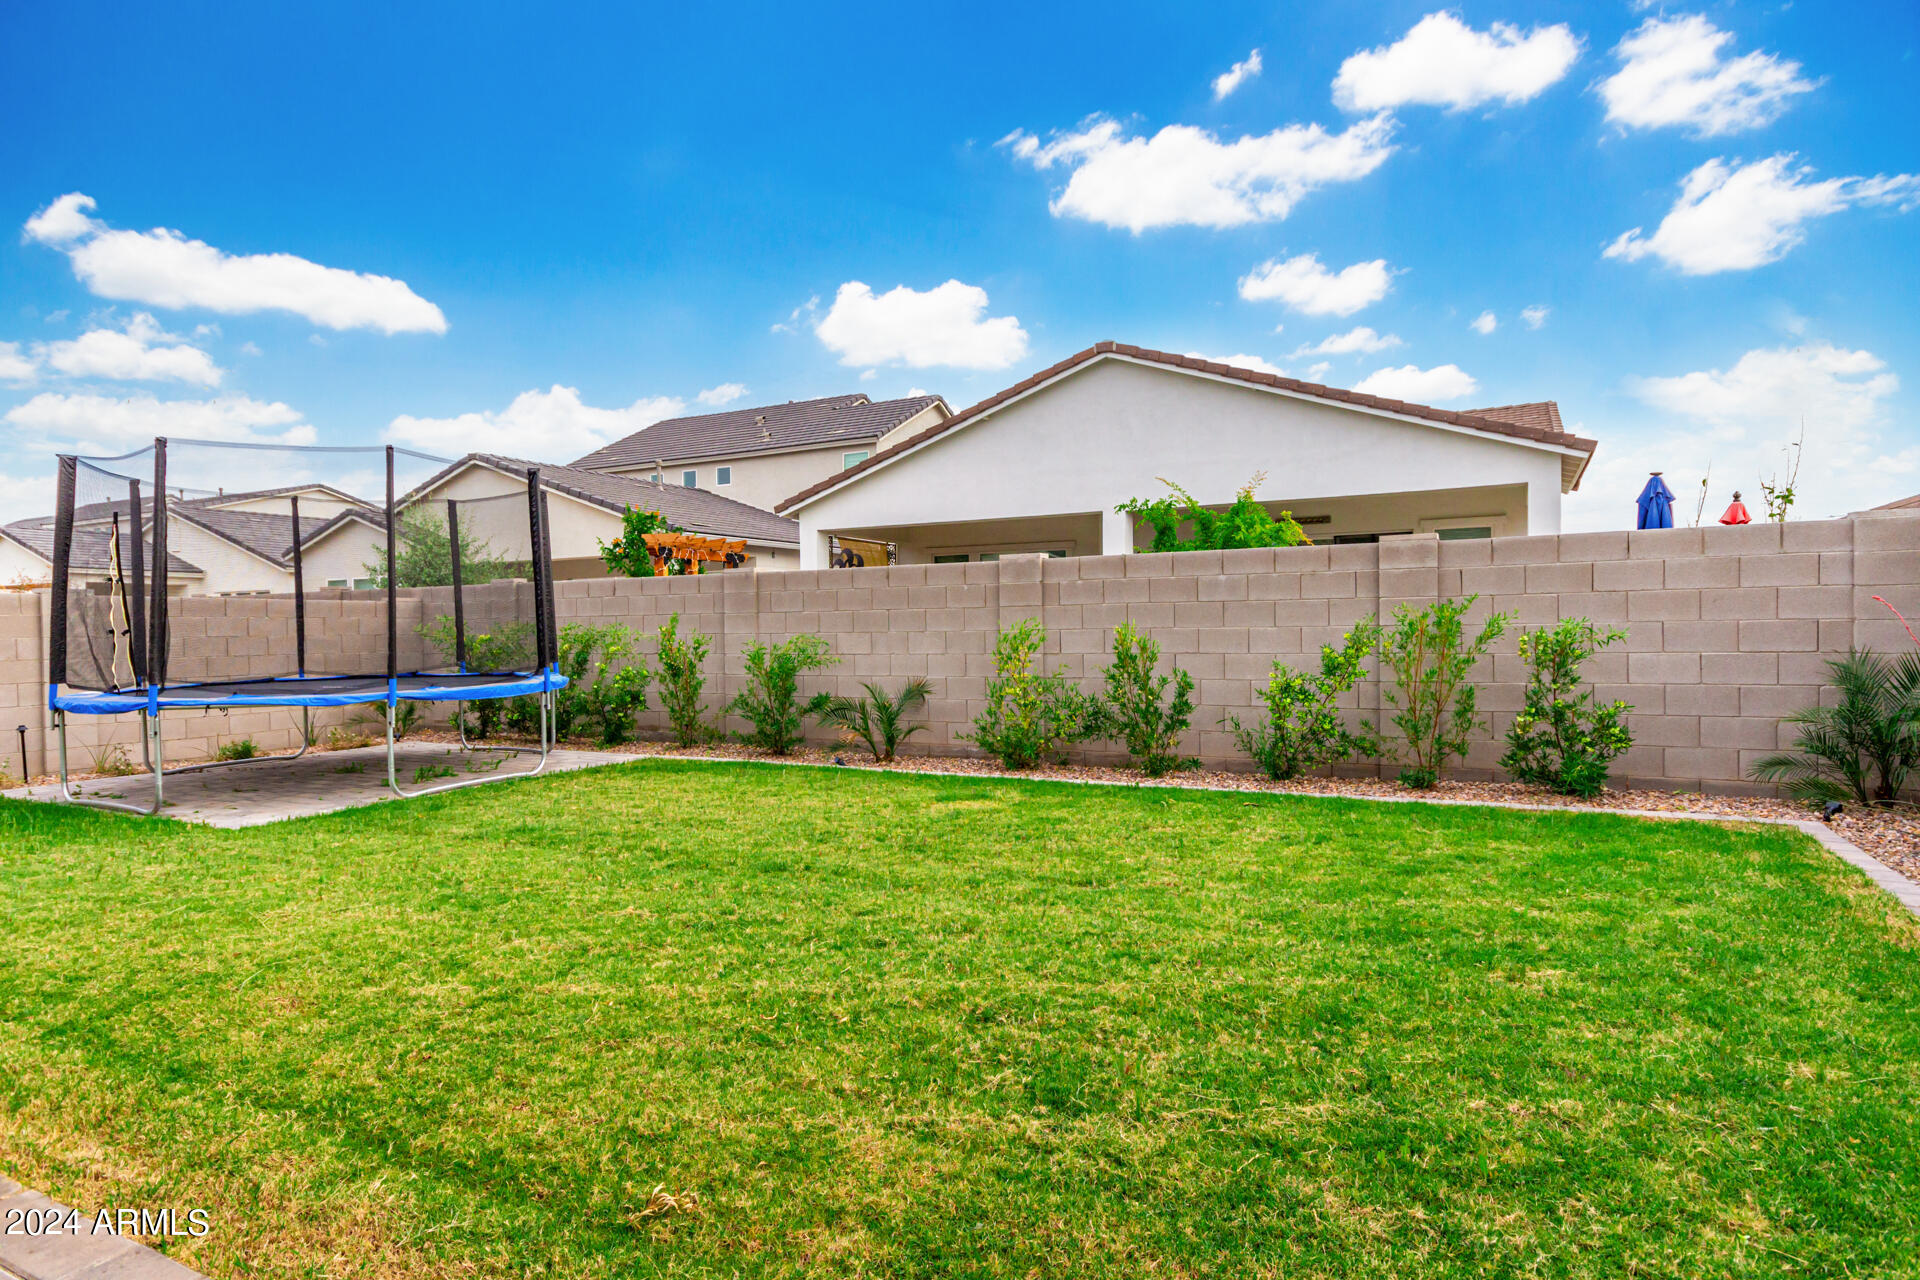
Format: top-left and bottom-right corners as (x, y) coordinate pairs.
(411, 454), (801, 547)
(1874, 493), (1920, 510)
(570, 394), (946, 472)
(777, 343), (1600, 513)
(1, 517), (203, 576)
(1466, 401), (1566, 436)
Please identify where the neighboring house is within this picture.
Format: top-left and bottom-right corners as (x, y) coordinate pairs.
(571, 393), (950, 512)
(777, 343), (1598, 569)
(1, 483), (372, 596)
(299, 453), (802, 581)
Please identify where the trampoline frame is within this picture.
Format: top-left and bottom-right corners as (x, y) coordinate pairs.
(46, 439), (565, 816)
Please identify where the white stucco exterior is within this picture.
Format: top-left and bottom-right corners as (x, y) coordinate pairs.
(789, 355), (1585, 569)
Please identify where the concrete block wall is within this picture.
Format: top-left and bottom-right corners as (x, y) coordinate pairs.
(2, 514), (1914, 793)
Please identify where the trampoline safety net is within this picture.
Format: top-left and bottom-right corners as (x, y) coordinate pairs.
(49, 438), (560, 708)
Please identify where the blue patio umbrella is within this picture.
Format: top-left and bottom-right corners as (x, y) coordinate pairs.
(1636, 473), (1675, 530)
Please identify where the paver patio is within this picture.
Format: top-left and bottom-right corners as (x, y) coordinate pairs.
(2, 742), (625, 827)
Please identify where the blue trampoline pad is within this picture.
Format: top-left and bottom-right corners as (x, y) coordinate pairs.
(52, 671), (565, 714)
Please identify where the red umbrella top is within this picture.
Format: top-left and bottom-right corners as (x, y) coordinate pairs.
(1719, 490), (1752, 526)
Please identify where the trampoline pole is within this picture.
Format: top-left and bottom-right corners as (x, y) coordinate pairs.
(149, 712), (163, 816)
(386, 700), (399, 797)
(55, 710), (72, 801)
(138, 709), (151, 769)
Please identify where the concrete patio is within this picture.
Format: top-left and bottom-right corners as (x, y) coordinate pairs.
(2, 740), (626, 827)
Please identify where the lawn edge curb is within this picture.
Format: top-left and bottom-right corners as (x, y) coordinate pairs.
(0, 1174), (208, 1280)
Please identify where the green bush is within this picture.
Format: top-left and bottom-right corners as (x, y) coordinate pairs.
(1115, 473), (1310, 554)
(419, 617), (536, 739)
(555, 623), (651, 745)
(1500, 619), (1633, 798)
(1750, 649), (1920, 806)
(598, 505), (688, 578)
(822, 679), (932, 762)
(1228, 620), (1382, 780)
(962, 619), (1100, 770)
(728, 635), (837, 754)
(1096, 623), (1196, 776)
(214, 738), (258, 762)
(1380, 596), (1511, 788)
(655, 614), (716, 747)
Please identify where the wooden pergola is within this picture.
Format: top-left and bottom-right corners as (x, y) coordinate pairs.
(641, 531), (749, 574)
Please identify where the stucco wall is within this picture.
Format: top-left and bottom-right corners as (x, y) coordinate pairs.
(602, 442), (875, 514)
(5, 515), (1910, 796)
(796, 357), (1573, 567)
(166, 518), (294, 596)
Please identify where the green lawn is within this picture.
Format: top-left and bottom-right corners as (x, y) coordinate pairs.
(1, 762), (1916, 1278)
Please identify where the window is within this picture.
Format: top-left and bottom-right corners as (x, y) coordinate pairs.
(682, 470), (697, 487)
(1332, 532), (1412, 545)
(932, 554), (969, 564)
(843, 450), (870, 470)
(716, 466), (731, 486)
(649, 472), (661, 484)
(1437, 526), (1493, 540)
(328, 577), (377, 590)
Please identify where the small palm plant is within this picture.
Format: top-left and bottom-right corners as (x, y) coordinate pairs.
(1750, 649), (1920, 807)
(821, 679), (932, 762)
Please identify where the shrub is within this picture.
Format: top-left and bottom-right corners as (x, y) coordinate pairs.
(728, 635), (837, 754)
(1116, 473), (1310, 554)
(962, 619), (1100, 769)
(419, 617), (535, 738)
(366, 506), (522, 589)
(355, 700), (422, 740)
(1500, 619), (1633, 798)
(555, 623), (651, 745)
(1380, 596), (1511, 788)
(822, 679), (932, 762)
(655, 614), (716, 747)
(91, 743), (138, 777)
(1228, 619), (1382, 780)
(1751, 649), (1920, 806)
(1096, 623), (1197, 776)
(599, 505), (688, 577)
(214, 738), (258, 762)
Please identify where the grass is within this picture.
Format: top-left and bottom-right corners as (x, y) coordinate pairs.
(1, 761), (1916, 1278)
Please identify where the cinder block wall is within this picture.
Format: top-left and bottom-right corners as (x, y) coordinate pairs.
(2, 514), (1913, 793)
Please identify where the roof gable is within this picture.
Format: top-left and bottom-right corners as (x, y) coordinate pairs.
(571, 394), (947, 472)
(778, 343), (1598, 514)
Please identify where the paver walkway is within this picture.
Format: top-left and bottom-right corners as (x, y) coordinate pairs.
(0, 1175), (207, 1280)
(3, 741), (626, 827)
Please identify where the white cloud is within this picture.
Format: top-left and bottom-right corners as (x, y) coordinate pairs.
(1521, 305), (1550, 330)
(1568, 341), (1905, 529)
(37, 312), (223, 386)
(1333, 12), (1581, 112)
(771, 296), (820, 335)
(1305, 362), (1332, 383)
(4, 392), (314, 453)
(1290, 326), (1402, 357)
(1001, 113), (1394, 232)
(1213, 49), (1263, 100)
(239, 341), (263, 357)
(696, 383), (749, 407)
(0, 468), (54, 533)
(1238, 254), (1392, 317)
(23, 192), (447, 335)
(1470, 310), (1498, 335)
(1630, 342), (1895, 435)
(1605, 155), (1920, 274)
(23, 192), (99, 245)
(385, 386), (685, 461)
(815, 280), (1029, 370)
(1186, 351), (1287, 377)
(1600, 15), (1816, 138)
(1353, 363), (1479, 402)
(0, 342), (36, 384)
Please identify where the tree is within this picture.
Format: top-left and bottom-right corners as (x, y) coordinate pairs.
(364, 506), (522, 589)
(1116, 473), (1310, 554)
(599, 505), (689, 577)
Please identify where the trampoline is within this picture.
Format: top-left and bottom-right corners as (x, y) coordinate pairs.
(47, 437), (567, 815)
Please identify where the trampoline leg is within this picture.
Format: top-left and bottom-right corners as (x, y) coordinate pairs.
(139, 710), (152, 770)
(386, 700), (400, 797)
(54, 708), (164, 818)
(149, 712), (164, 814)
(382, 690), (556, 801)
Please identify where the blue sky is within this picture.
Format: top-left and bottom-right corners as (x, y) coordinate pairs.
(2, 1), (1915, 532)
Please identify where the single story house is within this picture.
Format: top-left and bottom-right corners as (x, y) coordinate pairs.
(299, 452), (803, 583)
(776, 343), (1598, 568)
(571, 393), (950, 512)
